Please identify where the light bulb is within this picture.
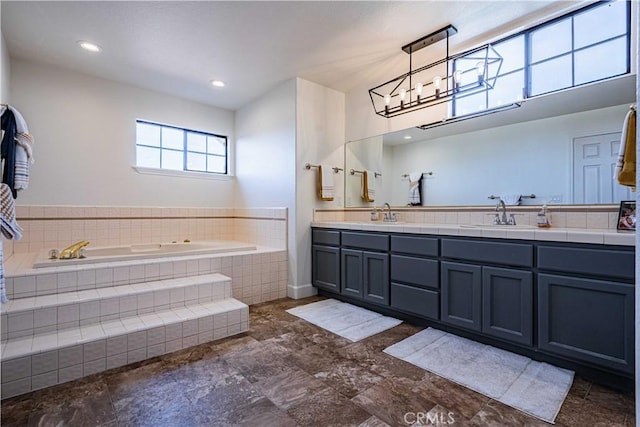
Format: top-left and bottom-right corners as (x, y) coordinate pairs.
(399, 89), (406, 108)
(415, 83), (423, 103)
(384, 94), (391, 106)
(453, 70), (462, 91)
(432, 76), (442, 98)
(476, 61), (485, 85)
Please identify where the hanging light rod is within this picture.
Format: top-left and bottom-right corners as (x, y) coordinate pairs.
(402, 25), (457, 54)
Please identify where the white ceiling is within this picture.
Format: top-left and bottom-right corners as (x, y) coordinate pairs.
(2, 1), (582, 111)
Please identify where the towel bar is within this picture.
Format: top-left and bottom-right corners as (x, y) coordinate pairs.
(332, 167), (343, 173)
(306, 163), (343, 173)
(488, 194), (536, 200)
(401, 172), (433, 179)
(350, 169), (364, 175)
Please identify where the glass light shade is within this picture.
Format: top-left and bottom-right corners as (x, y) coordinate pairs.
(415, 82), (423, 96)
(399, 89), (407, 101)
(384, 94), (391, 105)
(453, 70), (463, 84)
(475, 62), (485, 78)
(432, 76), (442, 89)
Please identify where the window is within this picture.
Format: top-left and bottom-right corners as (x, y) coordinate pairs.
(453, 0), (630, 115)
(135, 120), (228, 175)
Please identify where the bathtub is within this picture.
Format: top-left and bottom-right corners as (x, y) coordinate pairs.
(33, 240), (257, 268)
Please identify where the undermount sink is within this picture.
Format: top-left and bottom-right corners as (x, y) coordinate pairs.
(460, 224), (537, 229)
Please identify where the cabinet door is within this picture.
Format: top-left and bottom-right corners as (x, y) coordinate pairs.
(441, 261), (482, 331)
(363, 251), (389, 306)
(482, 267), (533, 346)
(341, 248), (363, 299)
(538, 273), (635, 374)
(312, 245), (340, 292)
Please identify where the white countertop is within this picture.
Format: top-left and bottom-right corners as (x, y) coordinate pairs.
(311, 221), (635, 246)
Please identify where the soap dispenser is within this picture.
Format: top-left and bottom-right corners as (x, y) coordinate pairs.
(537, 204), (551, 228)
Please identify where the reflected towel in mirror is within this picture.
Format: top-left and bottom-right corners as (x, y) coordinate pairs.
(408, 172), (422, 206)
(362, 170), (375, 202)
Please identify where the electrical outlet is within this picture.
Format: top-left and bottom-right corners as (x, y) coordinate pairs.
(548, 195), (562, 203)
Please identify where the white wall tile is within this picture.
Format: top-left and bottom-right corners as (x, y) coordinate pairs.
(165, 323), (182, 342)
(106, 335), (128, 357)
(34, 307), (58, 329)
(31, 370), (58, 391)
(83, 340), (106, 362)
(100, 299), (119, 318)
(83, 358), (106, 376)
(36, 274), (57, 295)
(165, 338), (182, 354)
(182, 319), (198, 337)
(1, 356), (32, 383)
(31, 350), (58, 375)
(147, 343), (166, 358)
(170, 287), (185, 305)
(58, 304), (80, 324)
(127, 347), (146, 364)
(59, 363), (83, 385)
(1, 378), (31, 399)
(147, 327), (165, 346)
(144, 264), (160, 280)
(79, 301), (100, 321)
(13, 276), (36, 297)
(57, 272), (78, 291)
(113, 267), (130, 284)
(181, 334), (198, 349)
(95, 268), (114, 285)
(127, 331), (147, 351)
(58, 345), (83, 368)
(106, 352), (128, 370)
(153, 290), (170, 307)
(119, 295), (137, 314)
(8, 312), (34, 333)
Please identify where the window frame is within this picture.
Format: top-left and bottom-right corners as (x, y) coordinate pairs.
(135, 120), (229, 176)
(453, 0), (631, 116)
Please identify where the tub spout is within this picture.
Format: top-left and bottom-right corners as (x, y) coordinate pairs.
(59, 240), (90, 259)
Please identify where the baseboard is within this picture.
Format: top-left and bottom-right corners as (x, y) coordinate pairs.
(287, 283), (317, 299)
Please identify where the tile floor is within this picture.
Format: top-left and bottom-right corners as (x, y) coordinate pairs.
(1, 296), (635, 426)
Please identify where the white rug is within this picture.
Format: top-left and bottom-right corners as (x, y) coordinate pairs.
(384, 328), (574, 424)
(286, 299), (402, 342)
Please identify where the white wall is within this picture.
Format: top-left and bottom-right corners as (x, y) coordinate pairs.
(1, 30), (10, 103)
(384, 104), (630, 206)
(10, 58), (236, 207)
(235, 78), (297, 287)
(295, 78), (344, 297)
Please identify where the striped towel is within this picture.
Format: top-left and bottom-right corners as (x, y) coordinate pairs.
(408, 172), (422, 206)
(0, 184), (23, 303)
(0, 106), (34, 193)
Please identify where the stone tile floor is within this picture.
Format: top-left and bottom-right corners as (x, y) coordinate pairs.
(1, 296), (635, 426)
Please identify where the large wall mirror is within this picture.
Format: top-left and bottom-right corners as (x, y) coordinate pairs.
(345, 76), (636, 208)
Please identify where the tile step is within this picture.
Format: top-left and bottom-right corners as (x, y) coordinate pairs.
(2, 274), (232, 340)
(1, 298), (249, 399)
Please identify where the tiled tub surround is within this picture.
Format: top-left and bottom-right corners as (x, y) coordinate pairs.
(9, 206), (287, 255)
(0, 207), (288, 399)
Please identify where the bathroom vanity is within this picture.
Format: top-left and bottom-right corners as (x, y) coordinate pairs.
(311, 223), (635, 387)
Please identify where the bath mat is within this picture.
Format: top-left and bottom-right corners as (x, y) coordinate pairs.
(286, 299), (402, 342)
(384, 327), (573, 424)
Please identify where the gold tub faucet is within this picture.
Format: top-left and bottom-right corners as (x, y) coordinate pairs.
(59, 240), (90, 259)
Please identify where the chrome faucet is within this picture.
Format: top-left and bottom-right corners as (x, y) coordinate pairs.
(495, 199), (508, 225)
(493, 200), (517, 225)
(59, 240), (90, 259)
(382, 203), (397, 223)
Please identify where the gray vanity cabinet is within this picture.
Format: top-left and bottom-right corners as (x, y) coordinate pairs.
(537, 245), (635, 374)
(311, 230), (341, 292)
(390, 235), (440, 319)
(340, 232), (390, 306)
(441, 261), (482, 331)
(440, 239), (534, 345)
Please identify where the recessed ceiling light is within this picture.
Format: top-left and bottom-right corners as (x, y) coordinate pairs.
(211, 80), (225, 88)
(403, 135), (412, 140)
(77, 40), (101, 53)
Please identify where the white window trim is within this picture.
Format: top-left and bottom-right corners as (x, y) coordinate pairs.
(132, 166), (234, 181)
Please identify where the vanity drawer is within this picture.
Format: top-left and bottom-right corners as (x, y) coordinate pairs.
(391, 255), (439, 289)
(342, 232), (389, 251)
(391, 282), (439, 319)
(441, 238), (533, 268)
(537, 245), (634, 281)
(312, 229), (340, 246)
(391, 235), (438, 257)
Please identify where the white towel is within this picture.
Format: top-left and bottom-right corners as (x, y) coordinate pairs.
(318, 165), (334, 201)
(500, 194), (522, 206)
(408, 172), (422, 205)
(0, 184), (23, 303)
(0, 106), (34, 193)
(362, 170), (376, 202)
